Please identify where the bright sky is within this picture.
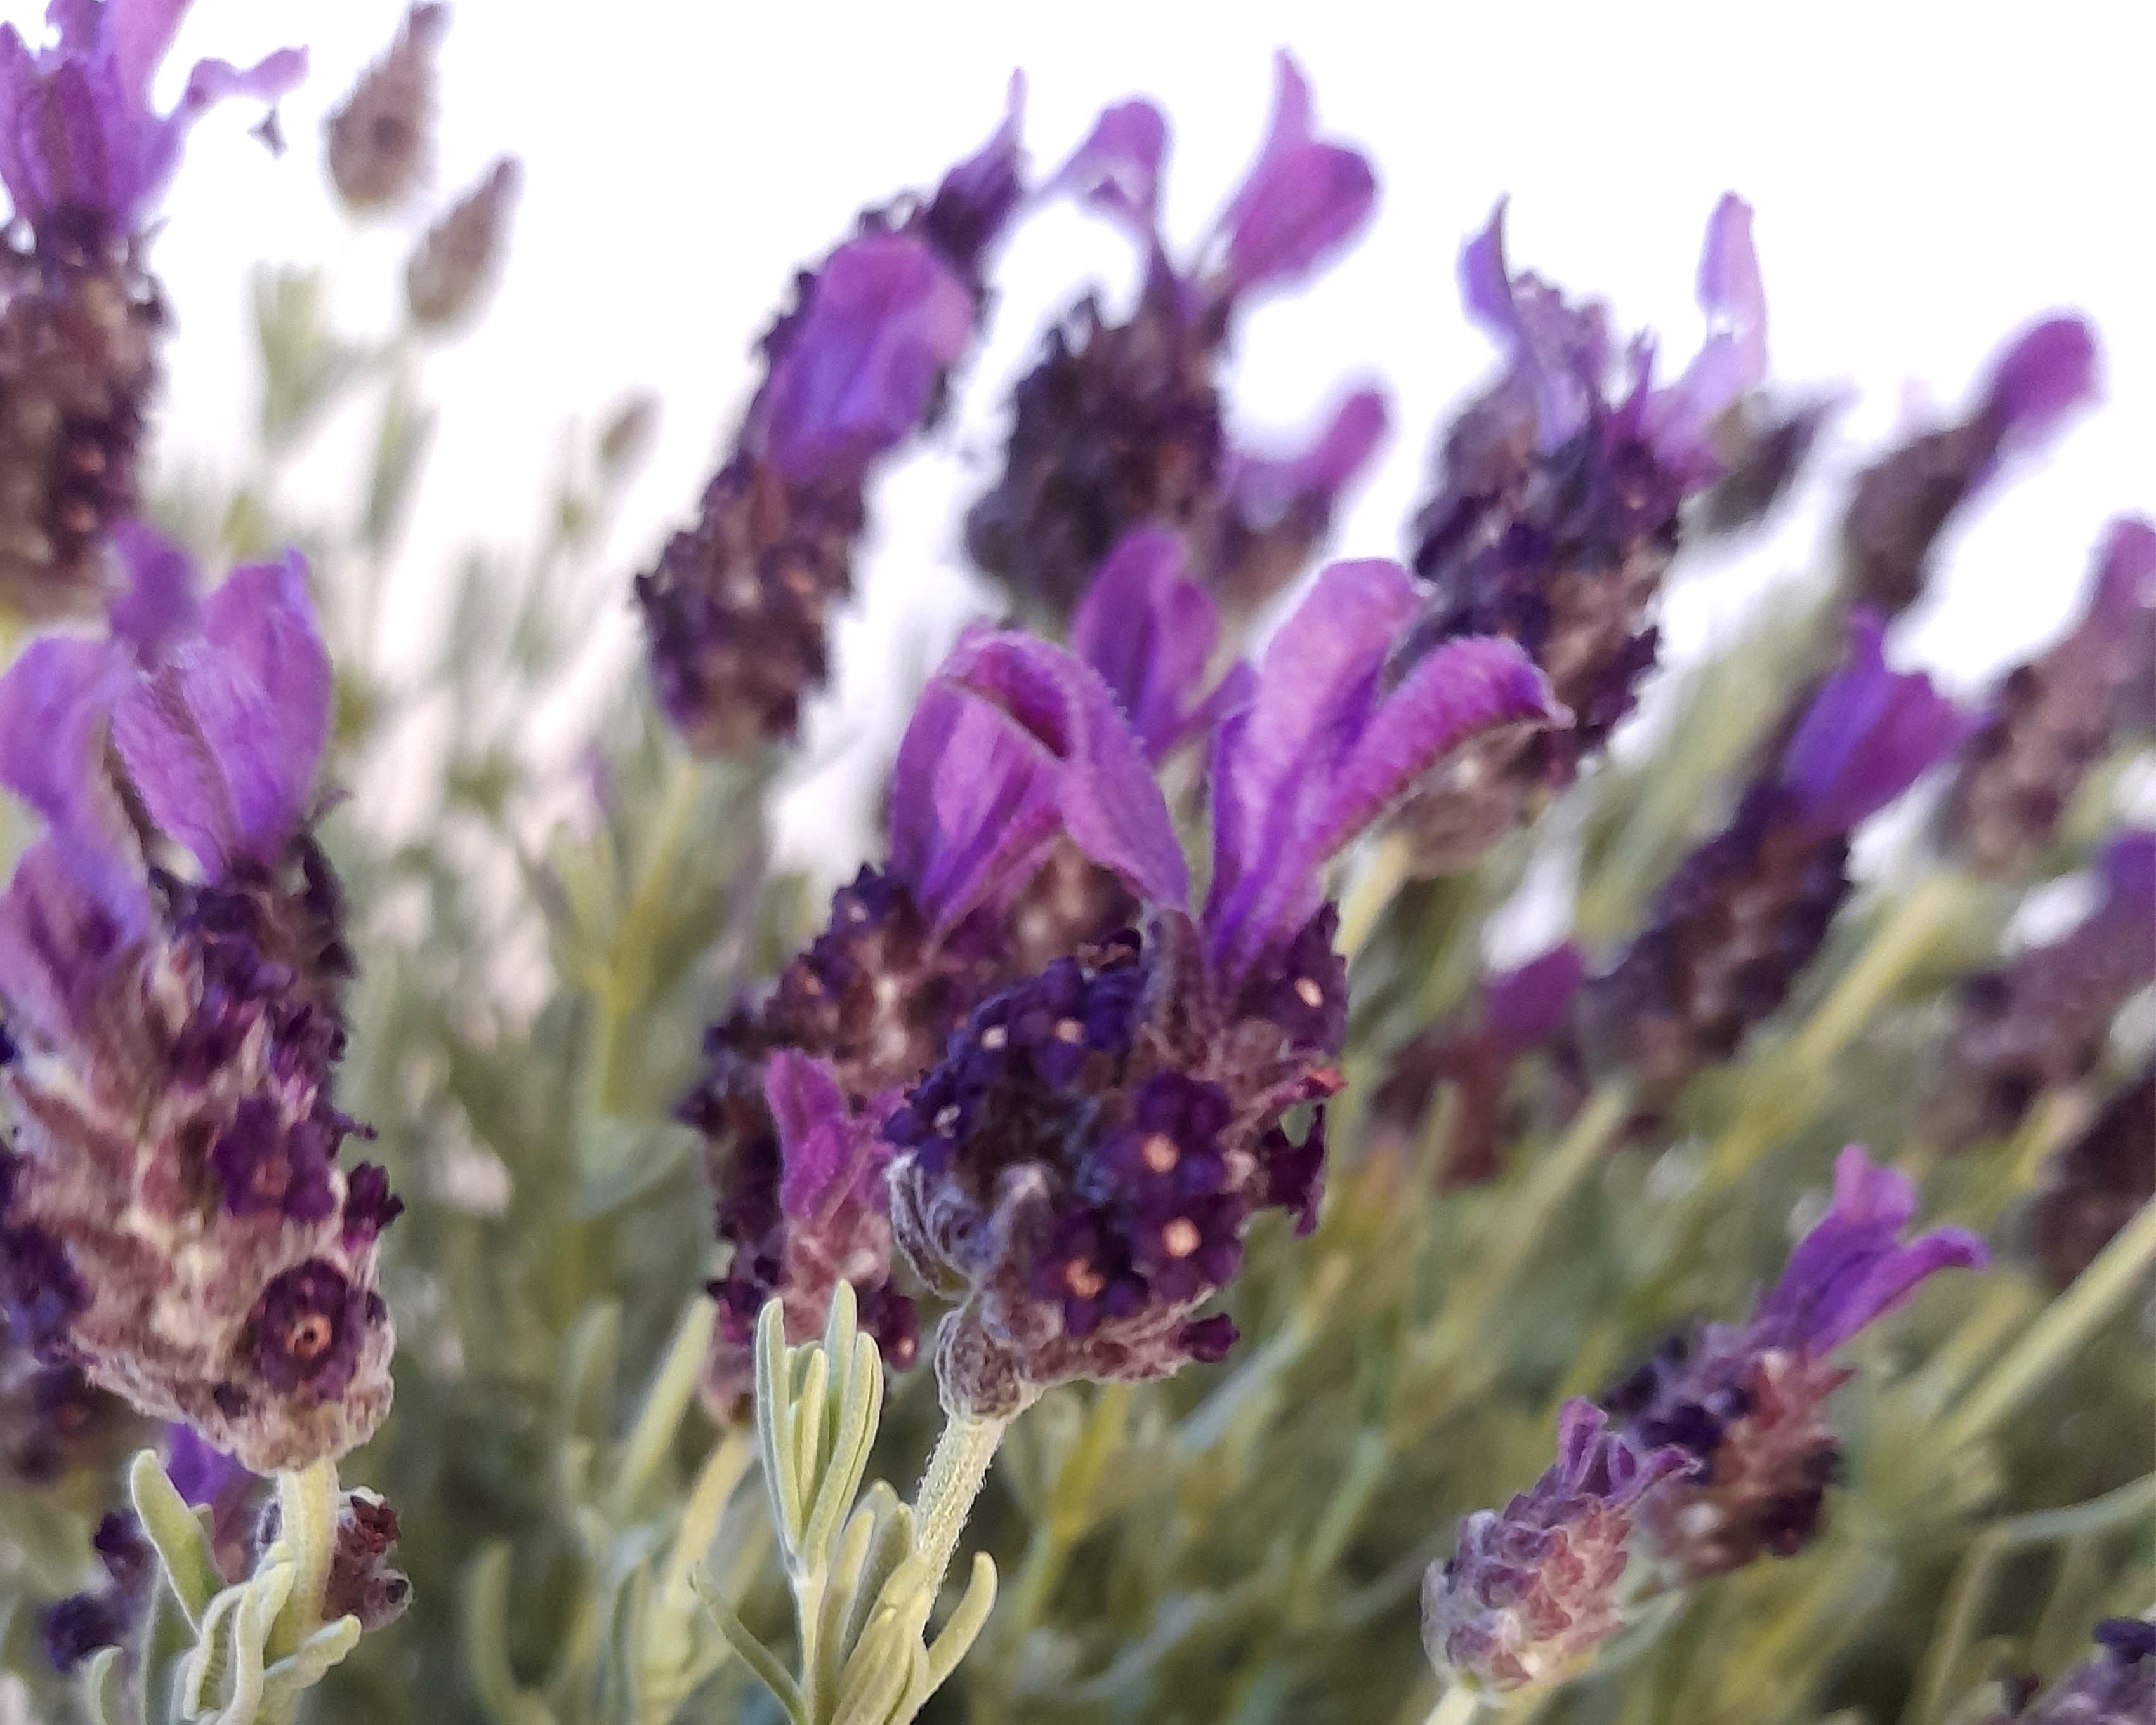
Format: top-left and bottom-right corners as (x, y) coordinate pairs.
(9, 0), (2154, 868)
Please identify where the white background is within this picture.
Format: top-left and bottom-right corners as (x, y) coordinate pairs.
(9, 0), (2154, 869)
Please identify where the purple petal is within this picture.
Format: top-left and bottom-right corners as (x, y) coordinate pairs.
(0, 837), (143, 1048)
(2097, 829), (2156, 923)
(1978, 315), (2098, 451)
(921, 71), (1027, 273)
(2088, 517), (2156, 620)
(1456, 202), (1611, 452)
(1648, 195), (1769, 472)
(1754, 1146), (1988, 1354)
(107, 519), (200, 659)
(112, 552), (331, 873)
(103, 0), (192, 107)
(1203, 559), (1559, 977)
(161, 1422), (251, 1509)
(1071, 527), (1239, 761)
(888, 678), (1062, 935)
(1483, 942), (1584, 1050)
(761, 233), (973, 487)
(1042, 97), (1166, 238)
(1777, 609), (1967, 834)
(938, 631), (1190, 911)
(765, 1051), (867, 1220)
(1211, 51), (1374, 300)
(1225, 387), (1389, 520)
(0, 634), (125, 845)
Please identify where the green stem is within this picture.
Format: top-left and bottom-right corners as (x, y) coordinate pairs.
(912, 1413), (1009, 1597)
(1782, 869), (1976, 1077)
(1943, 1196), (2156, 1451)
(267, 1459), (339, 1663)
(1424, 1685), (1484, 1725)
(1339, 832), (1416, 958)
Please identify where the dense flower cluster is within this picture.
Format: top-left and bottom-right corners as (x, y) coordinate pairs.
(1982, 1619), (2156, 1724)
(0, 530), (398, 1472)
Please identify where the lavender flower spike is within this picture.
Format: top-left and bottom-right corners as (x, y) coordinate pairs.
(1936, 829), (2156, 1146)
(636, 81), (1025, 753)
(0, 0), (305, 242)
(1422, 1399), (1692, 1695)
(702, 1053), (917, 1415)
(1393, 195), (1770, 864)
(968, 58), (1381, 620)
(0, 3), (298, 621)
(1581, 611), (1964, 1097)
(0, 531), (397, 1473)
(1945, 517), (2156, 875)
(1843, 315), (2099, 615)
(1604, 1147), (1985, 1580)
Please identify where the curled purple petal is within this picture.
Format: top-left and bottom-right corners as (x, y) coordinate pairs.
(1224, 386), (1388, 522)
(1753, 1146), (1988, 1355)
(112, 552), (332, 874)
(1204, 558), (1559, 977)
(938, 631), (1190, 911)
(0, 836), (143, 1049)
(889, 680), (1062, 935)
(1209, 51), (1374, 300)
(1777, 610), (1967, 835)
(760, 234), (974, 487)
(1648, 194), (1770, 471)
(1071, 527), (1240, 761)
(1454, 201), (1612, 452)
(1043, 97), (1166, 237)
(0, 635), (126, 849)
(106, 519), (200, 661)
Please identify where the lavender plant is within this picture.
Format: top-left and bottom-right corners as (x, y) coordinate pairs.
(0, 8), (2150, 1725)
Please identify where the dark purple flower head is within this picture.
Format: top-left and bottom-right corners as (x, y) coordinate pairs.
(325, 3), (447, 215)
(1422, 1399), (1692, 1694)
(1070, 527), (1254, 763)
(1946, 517), (2156, 875)
(1843, 315), (2098, 615)
(0, 538), (397, 1472)
(1985, 1619), (2156, 1724)
(1604, 1148), (1983, 1580)
(969, 58), (1382, 621)
(42, 1509), (152, 1672)
(1936, 829), (2156, 1146)
(2024, 1061), (2154, 1289)
(1372, 942), (1584, 1187)
(1777, 609), (1968, 837)
(636, 83), (1028, 753)
(1204, 557), (1560, 982)
(1395, 197), (1766, 863)
(1201, 51), (1376, 307)
(0, 0), (304, 244)
(702, 1052), (916, 1415)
